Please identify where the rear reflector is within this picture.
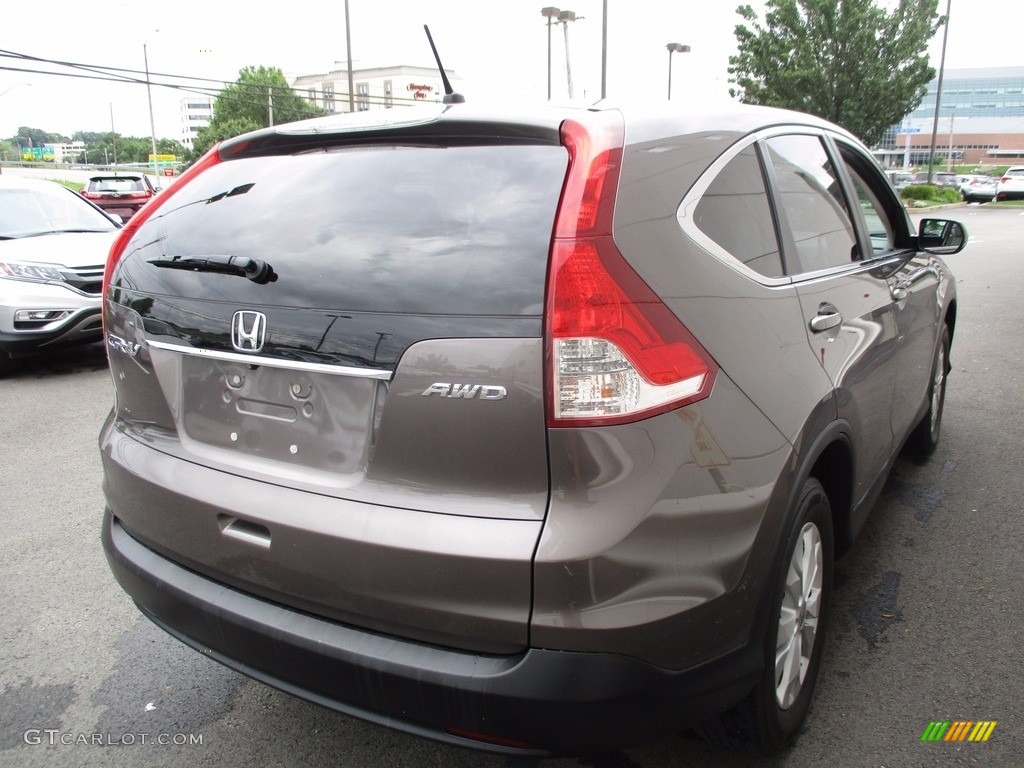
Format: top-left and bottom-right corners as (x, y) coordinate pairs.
(545, 116), (716, 428)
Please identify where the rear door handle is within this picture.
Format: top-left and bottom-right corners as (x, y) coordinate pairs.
(809, 310), (843, 333)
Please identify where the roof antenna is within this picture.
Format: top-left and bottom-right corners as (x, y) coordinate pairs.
(423, 25), (465, 104)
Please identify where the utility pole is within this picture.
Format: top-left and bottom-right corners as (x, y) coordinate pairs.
(559, 10), (581, 100)
(927, 0), (952, 184)
(143, 41), (159, 179)
(344, 0), (355, 112)
(268, 86), (274, 126)
(601, 0), (607, 99)
(541, 7), (560, 101)
(110, 103), (118, 168)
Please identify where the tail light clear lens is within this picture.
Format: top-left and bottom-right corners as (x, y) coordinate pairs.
(546, 117), (716, 428)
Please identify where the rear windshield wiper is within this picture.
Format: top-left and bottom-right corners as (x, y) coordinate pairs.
(147, 254), (276, 283)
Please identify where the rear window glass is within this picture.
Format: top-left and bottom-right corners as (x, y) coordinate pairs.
(132, 144), (567, 315)
(90, 178), (145, 192)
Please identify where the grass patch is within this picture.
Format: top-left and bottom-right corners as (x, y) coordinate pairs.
(50, 179), (85, 192)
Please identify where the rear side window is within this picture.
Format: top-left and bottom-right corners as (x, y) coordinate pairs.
(124, 143), (568, 315)
(764, 135), (857, 274)
(693, 146), (783, 278)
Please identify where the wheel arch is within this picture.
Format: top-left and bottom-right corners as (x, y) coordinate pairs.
(808, 437), (855, 558)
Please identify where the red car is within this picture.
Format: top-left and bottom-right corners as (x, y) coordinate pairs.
(80, 174), (158, 221)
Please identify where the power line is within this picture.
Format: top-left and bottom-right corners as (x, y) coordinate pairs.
(0, 50), (450, 115)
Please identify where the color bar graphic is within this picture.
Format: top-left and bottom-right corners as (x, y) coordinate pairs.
(921, 721), (997, 742)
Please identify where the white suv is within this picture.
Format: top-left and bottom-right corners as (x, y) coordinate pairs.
(996, 165), (1024, 201)
(0, 177), (119, 372)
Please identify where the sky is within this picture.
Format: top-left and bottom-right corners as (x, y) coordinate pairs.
(0, 0), (1021, 143)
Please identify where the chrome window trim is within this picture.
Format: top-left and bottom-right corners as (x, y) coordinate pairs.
(677, 124), (877, 288)
(146, 339), (393, 380)
(677, 131), (791, 287)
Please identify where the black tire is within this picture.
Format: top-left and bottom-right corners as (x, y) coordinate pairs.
(905, 324), (951, 456)
(697, 478), (834, 755)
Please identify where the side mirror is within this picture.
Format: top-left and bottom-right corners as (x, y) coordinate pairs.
(918, 218), (967, 255)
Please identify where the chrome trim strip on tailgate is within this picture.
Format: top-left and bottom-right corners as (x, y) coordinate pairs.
(147, 340), (393, 380)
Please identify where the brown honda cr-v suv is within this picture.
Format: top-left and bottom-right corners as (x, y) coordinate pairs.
(100, 101), (965, 756)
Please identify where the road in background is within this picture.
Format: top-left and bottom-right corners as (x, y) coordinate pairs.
(1, 165), (171, 191)
(0, 205), (1021, 767)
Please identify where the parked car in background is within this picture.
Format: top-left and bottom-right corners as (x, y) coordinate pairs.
(100, 101), (966, 757)
(911, 171), (958, 189)
(885, 169), (915, 189)
(960, 174), (998, 203)
(932, 171), (960, 189)
(996, 166), (1024, 201)
(80, 173), (158, 221)
(0, 177), (120, 372)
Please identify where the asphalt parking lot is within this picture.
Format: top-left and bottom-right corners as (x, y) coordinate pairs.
(1, 205), (1021, 767)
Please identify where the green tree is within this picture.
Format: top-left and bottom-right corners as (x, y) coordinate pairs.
(191, 65), (324, 157)
(11, 126), (68, 148)
(729, 0), (942, 145)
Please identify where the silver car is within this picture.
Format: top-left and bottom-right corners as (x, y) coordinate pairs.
(0, 177), (119, 372)
(99, 102), (965, 756)
(960, 174), (998, 203)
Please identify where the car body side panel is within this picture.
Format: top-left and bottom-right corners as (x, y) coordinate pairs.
(612, 128), (838, 450)
(889, 254), (948, 442)
(793, 265), (899, 509)
(533, 371), (793, 669)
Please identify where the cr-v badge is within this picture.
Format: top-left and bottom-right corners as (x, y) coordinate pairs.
(231, 311), (267, 353)
(421, 383), (508, 400)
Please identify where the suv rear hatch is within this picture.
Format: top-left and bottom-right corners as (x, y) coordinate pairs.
(101, 110), (569, 653)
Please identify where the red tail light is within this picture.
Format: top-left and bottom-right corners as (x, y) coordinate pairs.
(545, 116), (717, 428)
(101, 145), (224, 326)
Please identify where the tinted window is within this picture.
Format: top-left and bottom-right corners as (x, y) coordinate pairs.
(764, 135), (857, 274)
(127, 144), (567, 315)
(90, 177), (146, 192)
(838, 143), (902, 257)
(693, 146), (783, 278)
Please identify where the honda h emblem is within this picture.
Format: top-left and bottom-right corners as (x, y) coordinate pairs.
(231, 311), (267, 353)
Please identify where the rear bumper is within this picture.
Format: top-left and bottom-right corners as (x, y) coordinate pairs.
(102, 509), (762, 756)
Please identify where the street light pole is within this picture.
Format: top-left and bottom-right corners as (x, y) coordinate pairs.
(541, 7), (561, 101)
(666, 43), (690, 100)
(558, 10), (581, 100)
(143, 41), (159, 179)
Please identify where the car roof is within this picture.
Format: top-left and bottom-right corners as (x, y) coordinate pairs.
(218, 100), (864, 160)
(87, 174), (146, 181)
